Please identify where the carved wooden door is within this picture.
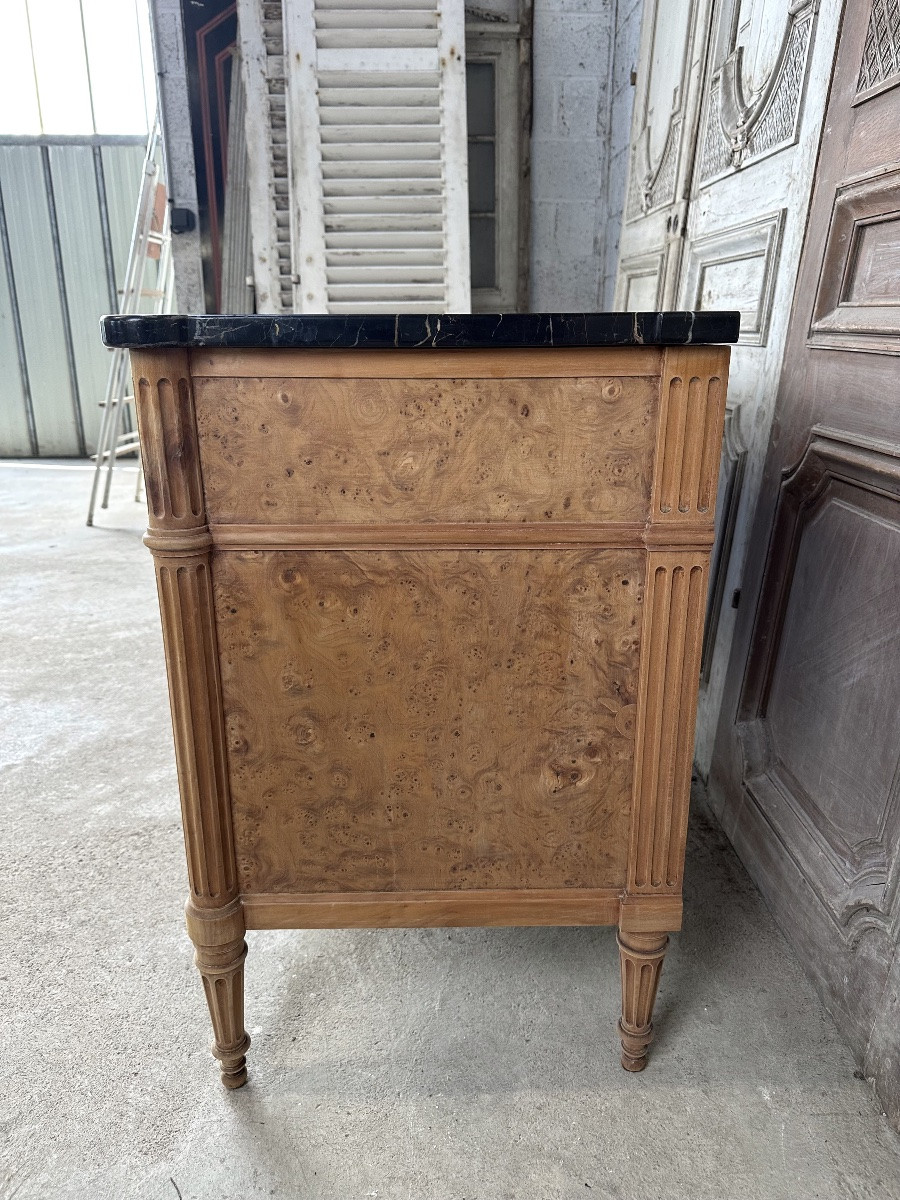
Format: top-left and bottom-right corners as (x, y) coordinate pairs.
(679, 0), (843, 772)
(614, 0), (714, 311)
(709, 0), (900, 1124)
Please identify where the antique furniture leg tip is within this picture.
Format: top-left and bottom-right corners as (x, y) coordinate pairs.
(220, 1064), (249, 1090)
(214, 1034), (251, 1089)
(618, 1019), (653, 1071)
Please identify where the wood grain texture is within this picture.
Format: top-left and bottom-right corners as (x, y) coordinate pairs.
(618, 893), (682, 932)
(193, 373), (657, 526)
(209, 521), (716, 551)
(242, 888), (623, 929)
(189, 346), (664, 378)
(213, 547), (644, 894)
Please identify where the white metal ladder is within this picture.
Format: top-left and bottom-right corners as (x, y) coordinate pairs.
(86, 120), (175, 526)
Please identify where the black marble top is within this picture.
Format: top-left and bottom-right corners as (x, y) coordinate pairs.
(100, 312), (740, 350)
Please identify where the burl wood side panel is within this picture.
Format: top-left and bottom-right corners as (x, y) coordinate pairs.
(193, 374), (658, 526)
(214, 548), (644, 893)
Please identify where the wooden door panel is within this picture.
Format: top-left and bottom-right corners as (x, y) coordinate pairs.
(711, 0), (900, 1125)
(809, 166), (900, 353)
(615, 0), (714, 311)
(767, 495), (900, 852)
(697, 0), (817, 183)
(679, 209), (784, 345)
(626, 0), (695, 220)
(619, 251), (665, 311)
(736, 432), (900, 938)
(684, 0), (843, 773)
(856, 0), (900, 97)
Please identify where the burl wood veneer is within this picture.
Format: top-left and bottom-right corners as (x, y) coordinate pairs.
(110, 313), (735, 1086)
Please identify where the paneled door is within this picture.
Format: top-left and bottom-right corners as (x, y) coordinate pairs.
(679, 0), (842, 772)
(613, 0), (714, 312)
(710, 0), (900, 1125)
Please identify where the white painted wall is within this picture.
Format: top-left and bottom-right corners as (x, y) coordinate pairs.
(601, 0), (643, 308)
(528, 0), (642, 311)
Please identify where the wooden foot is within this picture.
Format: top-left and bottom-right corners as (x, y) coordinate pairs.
(617, 929), (669, 1072)
(187, 900), (250, 1088)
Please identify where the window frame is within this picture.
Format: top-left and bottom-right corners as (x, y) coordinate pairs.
(465, 15), (532, 312)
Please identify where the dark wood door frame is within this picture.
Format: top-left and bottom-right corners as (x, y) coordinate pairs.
(709, 0), (900, 1128)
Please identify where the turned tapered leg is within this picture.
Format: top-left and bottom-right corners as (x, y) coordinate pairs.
(196, 937), (251, 1088)
(187, 900), (251, 1088)
(617, 930), (669, 1072)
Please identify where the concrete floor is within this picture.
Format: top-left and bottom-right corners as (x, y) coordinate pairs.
(2, 460), (900, 1200)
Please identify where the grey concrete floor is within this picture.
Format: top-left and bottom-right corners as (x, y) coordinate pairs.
(2, 460), (899, 1200)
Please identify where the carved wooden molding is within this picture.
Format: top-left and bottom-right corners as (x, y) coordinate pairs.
(205, 521), (715, 552)
(196, 933), (250, 1089)
(701, 403), (748, 685)
(620, 346), (730, 867)
(623, 0), (705, 223)
(617, 931), (669, 1071)
(653, 347), (729, 524)
(132, 351), (206, 536)
(615, 250), (665, 312)
(627, 551), (709, 894)
(738, 425), (900, 942)
(741, 425), (900, 714)
(699, 0), (816, 183)
(626, 115), (683, 221)
(855, 0), (900, 103)
(132, 350), (239, 911)
(808, 165), (900, 356)
(155, 559), (238, 904)
(679, 210), (785, 347)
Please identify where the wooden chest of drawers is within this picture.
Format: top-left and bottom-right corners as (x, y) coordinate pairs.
(103, 312), (736, 1087)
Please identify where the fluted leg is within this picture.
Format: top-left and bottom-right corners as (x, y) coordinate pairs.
(187, 900), (250, 1088)
(617, 929), (669, 1072)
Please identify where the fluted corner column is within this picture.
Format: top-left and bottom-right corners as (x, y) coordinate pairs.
(616, 930), (669, 1072)
(131, 349), (249, 1089)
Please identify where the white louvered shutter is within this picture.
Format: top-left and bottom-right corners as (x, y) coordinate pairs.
(282, 0), (471, 313)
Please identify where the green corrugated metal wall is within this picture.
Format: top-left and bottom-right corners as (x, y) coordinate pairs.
(0, 135), (146, 457)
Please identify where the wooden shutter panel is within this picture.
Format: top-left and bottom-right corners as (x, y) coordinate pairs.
(283, 0), (471, 313)
(238, 0), (294, 313)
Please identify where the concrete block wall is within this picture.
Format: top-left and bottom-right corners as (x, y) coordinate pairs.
(529, 0), (642, 311)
